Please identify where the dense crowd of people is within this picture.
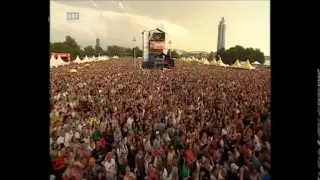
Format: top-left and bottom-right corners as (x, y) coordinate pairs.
(50, 59), (271, 180)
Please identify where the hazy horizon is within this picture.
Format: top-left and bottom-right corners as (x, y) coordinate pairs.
(50, 1), (270, 55)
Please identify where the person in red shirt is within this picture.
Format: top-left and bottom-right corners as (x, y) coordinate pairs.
(65, 147), (72, 159)
(147, 163), (157, 180)
(210, 137), (219, 152)
(100, 137), (106, 151)
(163, 140), (170, 154)
(55, 147), (69, 177)
(185, 144), (194, 169)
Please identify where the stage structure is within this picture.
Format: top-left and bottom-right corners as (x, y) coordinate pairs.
(141, 28), (174, 69)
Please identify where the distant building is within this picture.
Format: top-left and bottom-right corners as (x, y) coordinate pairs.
(217, 17), (226, 52)
(96, 38), (100, 48)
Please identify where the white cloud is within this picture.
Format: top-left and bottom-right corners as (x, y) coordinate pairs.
(89, 0), (97, 8)
(50, 1), (190, 49)
(118, 2), (124, 10)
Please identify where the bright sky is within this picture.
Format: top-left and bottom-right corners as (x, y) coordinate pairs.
(50, 1), (270, 55)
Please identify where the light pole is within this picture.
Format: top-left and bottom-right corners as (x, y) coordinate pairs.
(132, 37), (136, 66)
(168, 40), (172, 58)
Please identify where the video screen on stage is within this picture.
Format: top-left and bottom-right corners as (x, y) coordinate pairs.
(150, 32), (165, 41)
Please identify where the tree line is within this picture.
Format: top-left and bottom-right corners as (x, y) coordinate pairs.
(50, 36), (144, 60)
(207, 45), (266, 64)
(50, 36), (265, 64)
(50, 36), (182, 60)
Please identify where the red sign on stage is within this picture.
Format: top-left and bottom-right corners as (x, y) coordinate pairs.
(149, 41), (165, 50)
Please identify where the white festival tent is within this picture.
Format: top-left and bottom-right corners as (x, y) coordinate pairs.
(90, 56), (97, 61)
(210, 58), (217, 65)
(73, 55), (82, 64)
(112, 55), (119, 59)
(203, 58), (210, 65)
(97, 55), (104, 61)
(231, 59), (242, 68)
(241, 60), (255, 70)
(82, 55), (91, 63)
(99, 55), (109, 61)
(191, 57), (197, 62)
(50, 55), (59, 68)
(264, 60), (270, 66)
(216, 59), (228, 67)
(252, 61), (261, 65)
(56, 55), (69, 66)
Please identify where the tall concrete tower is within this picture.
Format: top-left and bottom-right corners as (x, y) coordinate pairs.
(217, 17), (226, 52)
(96, 38), (100, 48)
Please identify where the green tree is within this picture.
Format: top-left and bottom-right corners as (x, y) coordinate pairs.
(216, 47), (225, 61)
(252, 48), (265, 64)
(171, 50), (180, 59)
(50, 36), (84, 60)
(107, 45), (123, 56)
(50, 42), (74, 62)
(84, 46), (95, 57)
(100, 49), (108, 56)
(53, 35), (269, 64)
(215, 45), (265, 65)
(95, 46), (103, 56)
(133, 47), (142, 57)
(207, 51), (215, 61)
(78, 50), (85, 59)
(223, 47), (241, 64)
(65, 36), (80, 50)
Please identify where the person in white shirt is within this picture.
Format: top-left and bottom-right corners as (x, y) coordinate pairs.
(160, 166), (168, 180)
(103, 152), (117, 180)
(252, 134), (261, 152)
(64, 130), (73, 147)
(100, 121), (106, 133)
(74, 131), (80, 139)
(127, 116), (134, 130)
(57, 131), (65, 145)
(144, 135), (152, 153)
(83, 133), (90, 145)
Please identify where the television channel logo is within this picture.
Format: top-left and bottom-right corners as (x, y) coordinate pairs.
(66, 12), (79, 20)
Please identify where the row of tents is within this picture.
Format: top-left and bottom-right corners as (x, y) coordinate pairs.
(180, 57), (270, 70)
(50, 55), (119, 67)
